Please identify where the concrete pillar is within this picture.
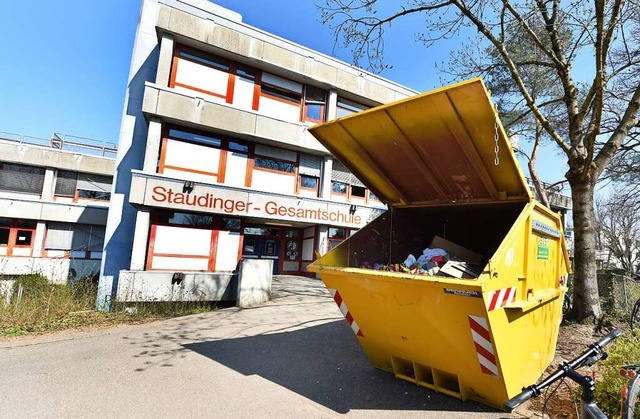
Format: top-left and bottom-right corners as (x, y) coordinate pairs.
(327, 89), (338, 121)
(320, 156), (333, 199)
(130, 208), (151, 270)
(143, 118), (163, 172)
(155, 33), (175, 87)
(237, 259), (272, 308)
(32, 221), (46, 257)
(41, 168), (55, 200)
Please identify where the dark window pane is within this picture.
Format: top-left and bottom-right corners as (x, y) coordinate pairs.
(236, 67), (255, 80)
(0, 229), (9, 246)
(17, 220), (36, 229)
(244, 227), (279, 236)
(179, 49), (229, 71)
(332, 182), (347, 194)
(300, 175), (318, 189)
(221, 218), (241, 230)
(15, 230), (33, 246)
(0, 163), (45, 194)
(168, 128), (222, 148)
(55, 170), (78, 196)
(285, 229), (301, 238)
(305, 86), (326, 102)
(329, 227), (346, 238)
(78, 190), (111, 201)
(254, 157), (295, 173)
(229, 141), (249, 153)
(352, 186), (366, 198)
(261, 84), (301, 104)
(158, 211), (213, 227)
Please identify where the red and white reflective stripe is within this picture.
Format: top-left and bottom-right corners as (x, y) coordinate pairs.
(487, 286), (516, 311)
(468, 315), (499, 377)
(328, 288), (364, 337)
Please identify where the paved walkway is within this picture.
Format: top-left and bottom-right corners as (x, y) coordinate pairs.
(0, 276), (511, 418)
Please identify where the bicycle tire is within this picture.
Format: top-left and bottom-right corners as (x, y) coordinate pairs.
(623, 375), (640, 419)
(630, 300), (640, 331)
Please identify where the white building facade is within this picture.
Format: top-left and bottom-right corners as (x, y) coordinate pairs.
(98, 0), (417, 307)
(0, 132), (115, 283)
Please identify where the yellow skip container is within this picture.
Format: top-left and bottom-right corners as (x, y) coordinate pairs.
(307, 78), (569, 410)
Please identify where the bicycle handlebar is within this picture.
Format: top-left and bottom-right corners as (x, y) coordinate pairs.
(503, 328), (622, 412)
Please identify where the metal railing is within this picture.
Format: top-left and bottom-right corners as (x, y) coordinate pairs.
(0, 131), (117, 158)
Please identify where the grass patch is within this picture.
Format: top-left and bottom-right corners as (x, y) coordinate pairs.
(0, 274), (220, 338)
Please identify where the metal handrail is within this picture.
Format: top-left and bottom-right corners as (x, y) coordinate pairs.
(0, 130), (117, 158)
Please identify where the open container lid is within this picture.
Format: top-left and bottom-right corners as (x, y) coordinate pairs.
(309, 78), (532, 207)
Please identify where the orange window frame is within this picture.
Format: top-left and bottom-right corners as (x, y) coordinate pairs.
(0, 219), (36, 256)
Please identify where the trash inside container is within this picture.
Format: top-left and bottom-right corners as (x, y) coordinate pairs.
(307, 78), (570, 410)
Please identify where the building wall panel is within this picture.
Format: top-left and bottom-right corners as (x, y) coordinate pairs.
(215, 231), (241, 271)
(164, 139), (221, 173)
(153, 225), (211, 256)
(251, 171), (295, 194)
(151, 256), (209, 270)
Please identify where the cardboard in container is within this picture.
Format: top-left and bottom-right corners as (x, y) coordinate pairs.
(438, 260), (482, 279)
(430, 235), (483, 265)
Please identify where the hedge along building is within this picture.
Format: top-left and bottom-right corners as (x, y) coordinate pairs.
(97, 0), (417, 308)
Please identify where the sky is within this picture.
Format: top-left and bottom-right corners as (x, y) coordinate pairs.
(0, 0), (569, 186)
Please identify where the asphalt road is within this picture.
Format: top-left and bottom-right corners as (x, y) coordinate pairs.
(0, 276), (516, 418)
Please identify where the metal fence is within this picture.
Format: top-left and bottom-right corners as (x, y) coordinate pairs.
(0, 131), (117, 158)
(597, 272), (640, 318)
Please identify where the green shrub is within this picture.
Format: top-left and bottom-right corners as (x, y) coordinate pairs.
(595, 332), (640, 418)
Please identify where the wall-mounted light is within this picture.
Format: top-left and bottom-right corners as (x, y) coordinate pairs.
(183, 181), (194, 193)
(172, 272), (184, 285)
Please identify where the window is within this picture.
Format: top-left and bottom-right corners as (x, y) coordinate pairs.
(221, 217), (241, 231)
(261, 83), (301, 104)
(336, 98), (369, 118)
(179, 48), (230, 71)
(55, 171), (112, 201)
(45, 222), (106, 259)
(156, 210), (214, 228)
(332, 181), (348, 195)
(244, 226), (280, 236)
(0, 163), (45, 194)
(300, 175), (318, 190)
(168, 128), (222, 148)
(254, 157), (296, 174)
(0, 218), (37, 256)
(328, 227), (350, 250)
(351, 185), (366, 199)
(303, 86), (327, 123)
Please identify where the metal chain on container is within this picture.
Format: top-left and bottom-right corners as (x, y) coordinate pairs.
(494, 115), (500, 166)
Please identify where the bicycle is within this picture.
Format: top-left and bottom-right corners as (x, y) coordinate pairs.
(504, 328), (623, 418)
(621, 362), (640, 418)
(630, 299), (640, 331)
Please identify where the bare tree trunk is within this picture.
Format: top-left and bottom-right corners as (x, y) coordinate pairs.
(569, 179), (602, 322)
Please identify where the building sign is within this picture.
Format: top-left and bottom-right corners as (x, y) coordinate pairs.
(131, 175), (375, 228)
(537, 237), (550, 260)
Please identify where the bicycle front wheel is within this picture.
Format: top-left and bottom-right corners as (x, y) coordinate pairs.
(623, 376), (640, 419)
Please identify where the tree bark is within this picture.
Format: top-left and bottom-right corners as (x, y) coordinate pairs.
(569, 178), (602, 322)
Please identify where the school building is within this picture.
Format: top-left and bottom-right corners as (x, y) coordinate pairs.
(97, 0), (418, 307)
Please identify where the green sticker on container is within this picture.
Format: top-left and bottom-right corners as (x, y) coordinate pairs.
(537, 237), (550, 260)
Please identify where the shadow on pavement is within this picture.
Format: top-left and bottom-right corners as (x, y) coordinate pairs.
(183, 320), (499, 415)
